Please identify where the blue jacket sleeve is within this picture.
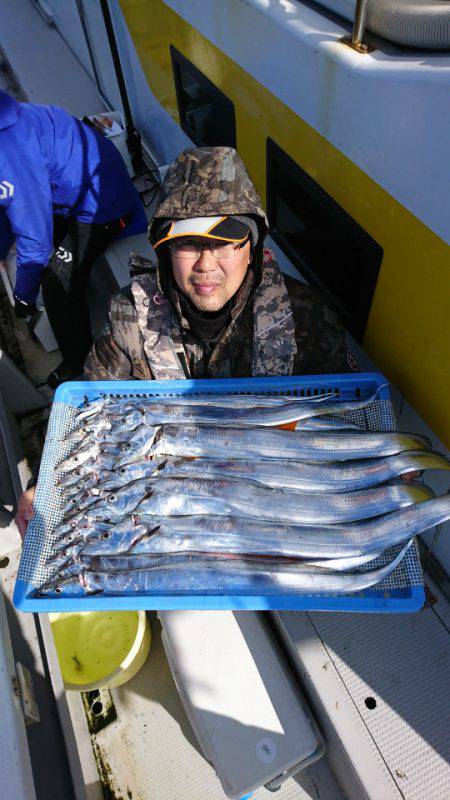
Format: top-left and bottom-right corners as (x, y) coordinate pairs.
(3, 157), (54, 303)
(0, 208), (15, 260)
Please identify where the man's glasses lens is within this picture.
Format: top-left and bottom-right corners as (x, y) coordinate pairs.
(170, 239), (248, 260)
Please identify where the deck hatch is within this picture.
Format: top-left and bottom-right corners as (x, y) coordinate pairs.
(267, 138), (383, 341)
(170, 46), (236, 148)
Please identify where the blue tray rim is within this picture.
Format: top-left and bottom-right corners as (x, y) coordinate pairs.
(13, 579), (425, 613)
(54, 372), (392, 407)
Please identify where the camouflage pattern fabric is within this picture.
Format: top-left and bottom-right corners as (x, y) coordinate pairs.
(131, 273), (186, 380)
(149, 146), (268, 243)
(84, 249), (348, 381)
(252, 250), (296, 376)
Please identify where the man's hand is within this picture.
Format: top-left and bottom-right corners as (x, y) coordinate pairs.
(15, 487), (36, 539)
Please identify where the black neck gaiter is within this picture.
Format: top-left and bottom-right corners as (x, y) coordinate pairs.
(177, 292), (234, 343)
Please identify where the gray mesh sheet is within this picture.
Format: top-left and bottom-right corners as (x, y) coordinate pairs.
(18, 391), (423, 596)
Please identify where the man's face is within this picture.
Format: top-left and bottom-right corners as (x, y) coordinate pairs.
(170, 238), (252, 312)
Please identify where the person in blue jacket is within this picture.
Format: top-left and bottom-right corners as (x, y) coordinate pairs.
(0, 90), (147, 388)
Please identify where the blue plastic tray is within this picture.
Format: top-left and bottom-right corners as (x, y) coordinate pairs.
(14, 372), (425, 613)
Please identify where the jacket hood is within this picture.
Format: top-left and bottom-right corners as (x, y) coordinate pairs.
(0, 91), (20, 130)
(149, 146), (268, 245)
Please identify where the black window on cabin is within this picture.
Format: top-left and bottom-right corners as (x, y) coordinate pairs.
(267, 138), (383, 341)
(170, 46), (236, 148)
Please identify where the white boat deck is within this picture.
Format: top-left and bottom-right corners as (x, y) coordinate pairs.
(272, 582), (450, 800)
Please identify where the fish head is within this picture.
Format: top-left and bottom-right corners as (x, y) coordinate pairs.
(37, 561), (82, 593)
(64, 495), (81, 512)
(102, 485), (143, 517)
(33, 574), (86, 598)
(53, 516), (83, 538)
(76, 397), (106, 422)
(57, 444), (98, 473)
(113, 426), (161, 469)
(50, 533), (85, 556)
(56, 461), (96, 487)
(110, 409), (143, 433)
(63, 427), (89, 444)
(52, 520), (111, 551)
(97, 467), (129, 491)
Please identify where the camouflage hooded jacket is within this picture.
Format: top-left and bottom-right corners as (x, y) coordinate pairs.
(84, 147), (349, 381)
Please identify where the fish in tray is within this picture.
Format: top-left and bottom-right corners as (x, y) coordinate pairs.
(62, 409), (146, 445)
(72, 389), (360, 424)
(76, 496), (450, 560)
(130, 478), (434, 524)
(113, 425), (431, 468)
(71, 442), (443, 507)
(33, 542), (412, 597)
(56, 441), (121, 474)
(60, 411), (378, 465)
(34, 494), (450, 597)
(71, 385), (385, 432)
(47, 520), (151, 572)
(61, 549), (384, 574)
(106, 387), (386, 429)
(54, 478), (153, 533)
(50, 496), (450, 566)
(37, 390), (444, 606)
(69, 385), (386, 435)
(96, 450), (450, 493)
(53, 478), (433, 532)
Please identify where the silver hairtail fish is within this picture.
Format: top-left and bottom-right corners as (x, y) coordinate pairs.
(34, 541), (412, 597)
(114, 450), (449, 493)
(79, 496), (450, 559)
(123, 424), (430, 464)
(131, 478), (433, 524)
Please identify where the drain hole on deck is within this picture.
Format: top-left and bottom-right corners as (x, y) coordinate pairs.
(365, 697), (377, 710)
(91, 701), (104, 715)
(0, 557), (10, 569)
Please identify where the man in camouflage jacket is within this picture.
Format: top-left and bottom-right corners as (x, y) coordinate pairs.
(84, 146), (350, 381)
(16, 146), (351, 537)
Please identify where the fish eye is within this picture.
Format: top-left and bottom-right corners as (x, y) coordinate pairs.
(120, 467), (126, 474)
(109, 494), (117, 503)
(102, 532), (110, 539)
(126, 443), (132, 450)
(55, 586), (62, 594)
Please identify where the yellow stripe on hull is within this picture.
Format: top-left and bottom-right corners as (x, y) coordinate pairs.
(120, 0), (450, 446)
